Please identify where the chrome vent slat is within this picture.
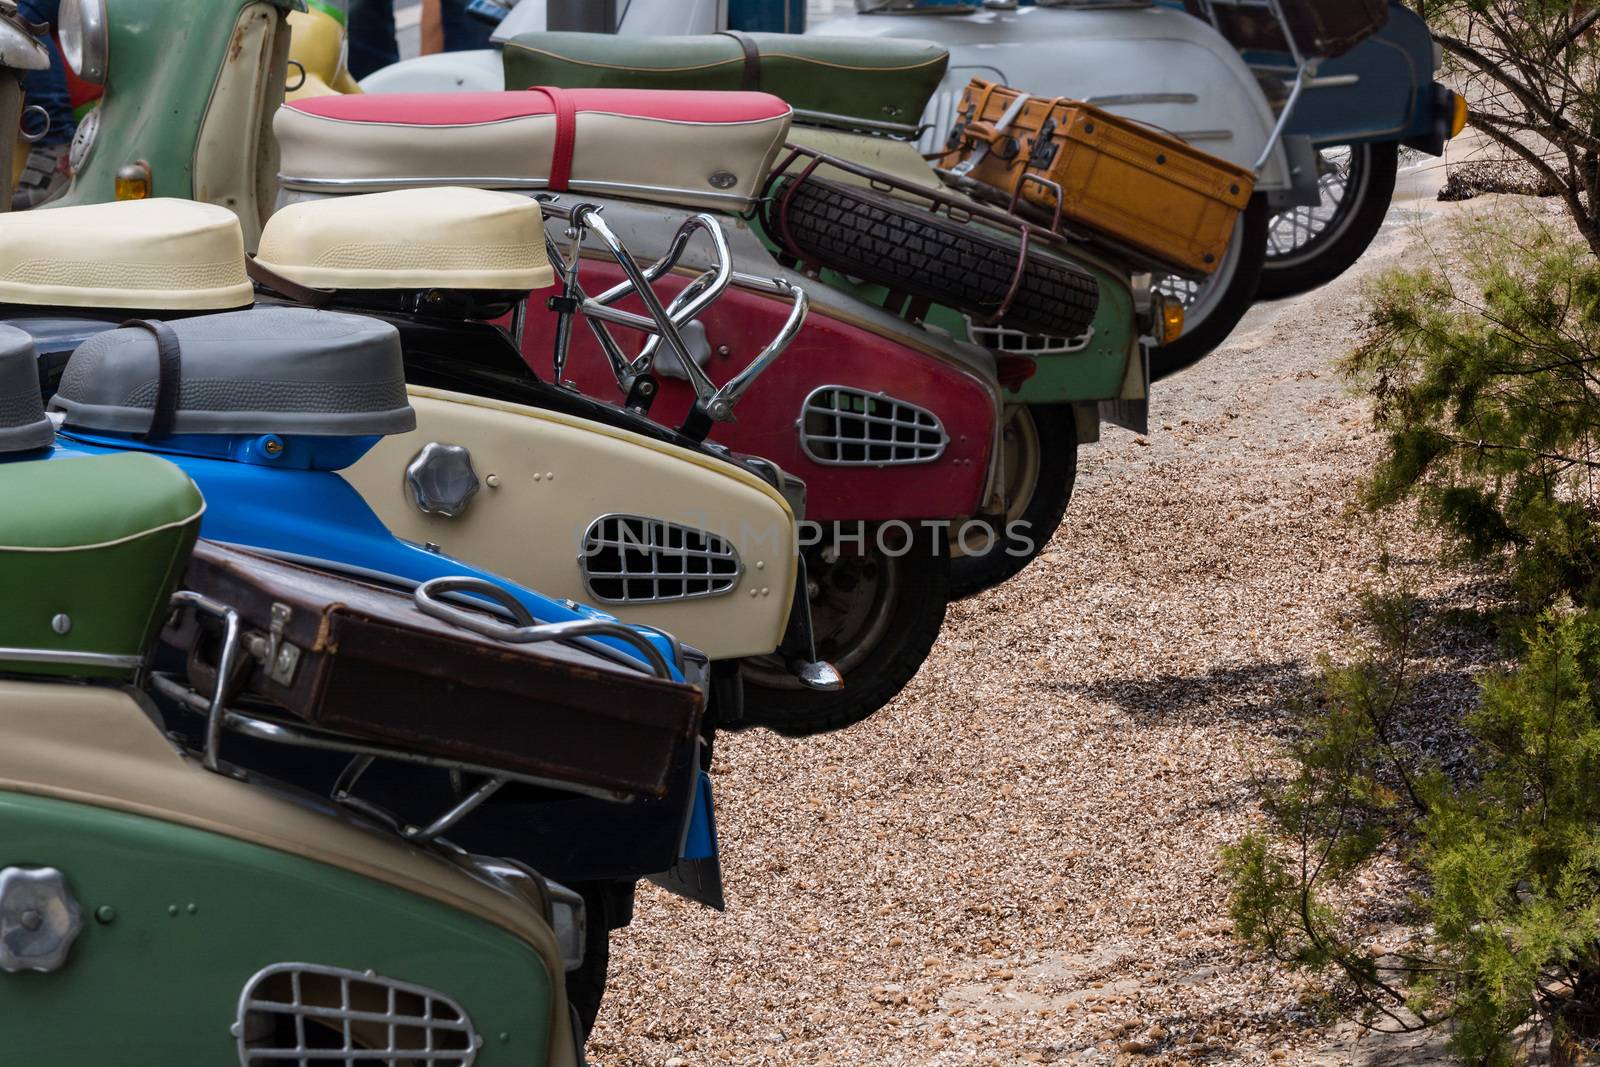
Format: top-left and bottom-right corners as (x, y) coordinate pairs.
(967, 316), (1096, 356)
(237, 963), (480, 1066)
(580, 514), (742, 603)
(799, 386), (948, 467)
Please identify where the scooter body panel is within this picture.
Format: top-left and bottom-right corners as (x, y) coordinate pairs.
(809, 5), (1294, 193)
(1257, 6), (1445, 150)
(530, 260), (999, 522)
(57, 0), (293, 248)
(0, 681), (575, 1067)
(344, 388), (799, 660)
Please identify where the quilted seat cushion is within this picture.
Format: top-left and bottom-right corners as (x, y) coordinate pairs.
(275, 88), (793, 211)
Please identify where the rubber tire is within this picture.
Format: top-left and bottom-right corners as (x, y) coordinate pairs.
(775, 176), (1100, 339)
(566, 885), (612, 1043)
(742, 526), (951, 737)
(1256, 141), (1399, 300)
(1147, 195), (1271, 381)
(950, 405), (1078, 599)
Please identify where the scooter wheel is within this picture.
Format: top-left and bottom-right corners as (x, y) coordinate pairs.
(741, 523), (951, 736)
(1257, 141), (1399, 300)
(772, 176), (1100, 340)
(950, 404), (1077, 599)
(566, 882), (617, 1042)
(1147, 194), (1270, 381)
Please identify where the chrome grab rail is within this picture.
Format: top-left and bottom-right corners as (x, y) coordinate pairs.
(534, 197), (807, 434)
(413, 576), (676, 681)
(1191, 0), (1319, 172)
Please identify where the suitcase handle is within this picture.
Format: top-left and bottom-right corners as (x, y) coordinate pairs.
(413, 577), (677, 681)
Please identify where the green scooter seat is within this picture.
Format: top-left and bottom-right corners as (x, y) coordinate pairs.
(0, 449), (204, 679)
(502, 31), (948, 136)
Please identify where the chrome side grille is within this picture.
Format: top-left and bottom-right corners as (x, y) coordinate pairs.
(235, 963), (480, 1064)
(967, 318), (1096, 356)
(799, 386), (948, 467)
(580, 515), (742, 603)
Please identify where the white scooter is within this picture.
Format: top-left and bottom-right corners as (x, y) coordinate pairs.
(359, 0), (1317, 372)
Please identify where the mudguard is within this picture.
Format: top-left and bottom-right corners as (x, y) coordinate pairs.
(344, 388), (799, 661)
(0, 680), (578, 1067)
(1263, 6), (1447, 150)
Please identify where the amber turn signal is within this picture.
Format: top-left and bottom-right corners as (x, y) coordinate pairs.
(1449, 92), (1469, 139)
(1159, 296), (1185, 347)
(114, 161), (151, 201)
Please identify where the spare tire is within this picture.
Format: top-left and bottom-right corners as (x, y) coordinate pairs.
(770, 176), (1100, 340)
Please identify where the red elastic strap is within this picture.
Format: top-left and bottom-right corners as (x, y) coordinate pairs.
(526, 85), (577, 192)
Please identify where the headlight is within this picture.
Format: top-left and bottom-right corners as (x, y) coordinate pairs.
(59, 0), (108, 85)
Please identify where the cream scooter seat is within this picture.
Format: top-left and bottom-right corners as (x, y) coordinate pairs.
(274, 88), (793, 212)
(0, 199), (253, 310)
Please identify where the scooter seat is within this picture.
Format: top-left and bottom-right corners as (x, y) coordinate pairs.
(0, 323), (52, 453)
(256, 187), (554, 292)
(501, 32), (948, 136)
(275, 88), (793, 211)
(50, 306), (416, 438)
(0, 199), (253, 311)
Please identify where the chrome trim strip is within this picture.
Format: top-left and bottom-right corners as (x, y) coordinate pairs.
(276, 172), (757, 206)
(0, 647), (143, 669)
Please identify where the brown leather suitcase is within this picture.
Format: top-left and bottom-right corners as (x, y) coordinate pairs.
(941, 78), (1255, 276)
(162, 541), (704, 799)
(1184, 0), (1389, 60)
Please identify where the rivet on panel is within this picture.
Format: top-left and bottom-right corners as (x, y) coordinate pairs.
(486, 474), (501, 489)
(185, 903), (198, 916)
(94, 906), (116, 925)
(755, 561), (765, 571)
(50, 614), (71, 635)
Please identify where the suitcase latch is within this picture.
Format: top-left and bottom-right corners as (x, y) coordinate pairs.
(1028, 118), (1060, 170)
(244, 602), (302, 688)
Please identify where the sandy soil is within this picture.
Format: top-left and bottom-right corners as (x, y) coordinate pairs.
(585, 151), (1511, 1066)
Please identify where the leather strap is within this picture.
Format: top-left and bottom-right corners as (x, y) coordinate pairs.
(526, 85), (577, 191)
(718, 30), (761, 91)
(246, 253), (336, 308)
(122, 319), (182, 441)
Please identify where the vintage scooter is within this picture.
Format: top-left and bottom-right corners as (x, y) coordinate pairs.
(490, 29), (1166, 597)
(805, 0), (1465, 360)
(0, 360), (589, 1064)
(1182, 0), (1468, 298)
(272, 88), (1019, 733)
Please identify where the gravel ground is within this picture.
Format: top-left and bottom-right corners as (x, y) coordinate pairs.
(586, 157), (1510, 1065)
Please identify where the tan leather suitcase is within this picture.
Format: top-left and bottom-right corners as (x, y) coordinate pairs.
(940, 78), (1256, 276)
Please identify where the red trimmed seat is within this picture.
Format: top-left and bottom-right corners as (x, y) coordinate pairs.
(275, 88), (795, 211)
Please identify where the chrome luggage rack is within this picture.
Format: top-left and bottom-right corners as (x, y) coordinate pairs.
(534, 196), (809, 441)
(146, 577), (682, 845)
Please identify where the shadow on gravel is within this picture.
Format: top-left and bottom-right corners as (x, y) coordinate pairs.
(1047, 658), (1319, 729)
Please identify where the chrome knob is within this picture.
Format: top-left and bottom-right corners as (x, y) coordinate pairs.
(405, 442), (481, 519)
(0, 867), (84, 973)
